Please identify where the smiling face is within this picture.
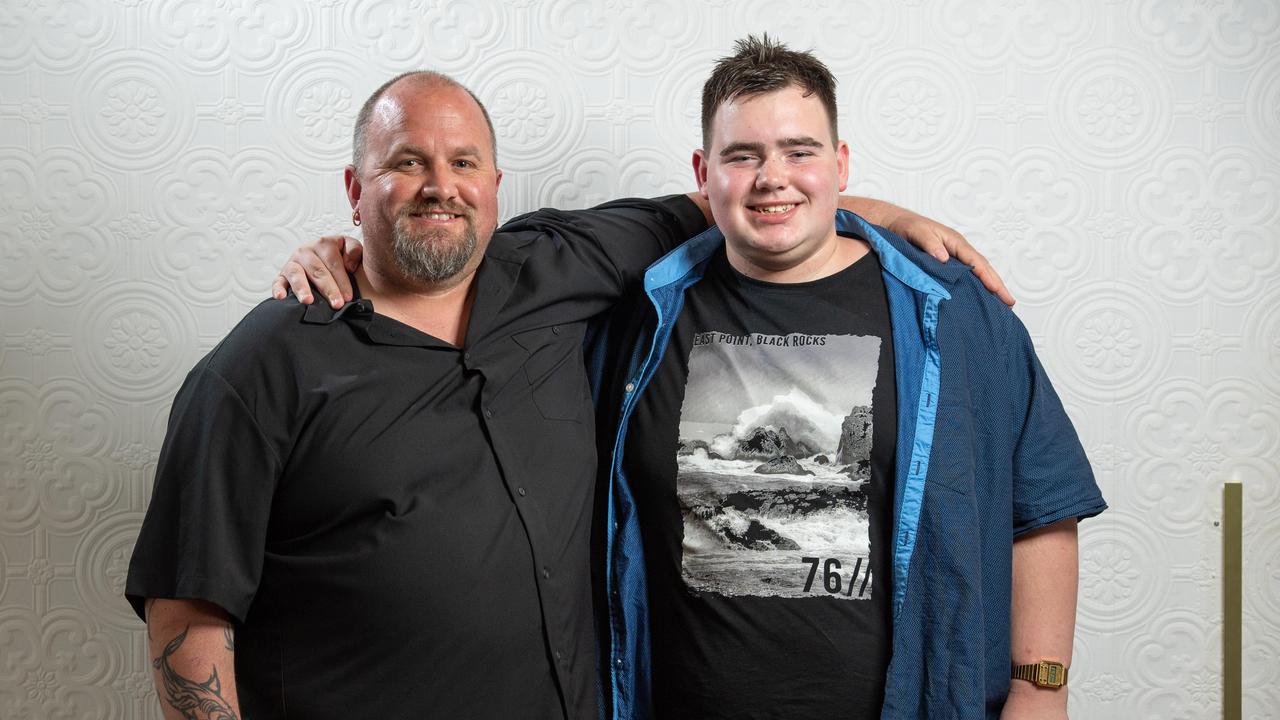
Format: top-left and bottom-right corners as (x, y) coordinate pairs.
(345, 78), (502, 289)
(694, 84), (850, 281)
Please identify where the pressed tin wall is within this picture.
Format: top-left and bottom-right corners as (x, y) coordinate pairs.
(1, 1), (1277, 718)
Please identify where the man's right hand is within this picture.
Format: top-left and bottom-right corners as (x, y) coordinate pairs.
(271, 235), (365, 308)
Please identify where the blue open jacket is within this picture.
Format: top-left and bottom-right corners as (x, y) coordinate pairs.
(590, 211), (1106, 720)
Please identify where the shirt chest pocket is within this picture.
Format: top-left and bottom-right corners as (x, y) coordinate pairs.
(512, 325), (586, 422)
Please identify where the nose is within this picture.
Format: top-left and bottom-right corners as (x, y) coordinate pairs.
(754, 156), (785, 191)
(418, 161), (459, 202)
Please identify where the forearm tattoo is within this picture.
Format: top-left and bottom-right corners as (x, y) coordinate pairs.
(152, 625), (240, 720)
(224, 625), (235, 652)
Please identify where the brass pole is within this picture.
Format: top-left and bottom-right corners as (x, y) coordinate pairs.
(1223, 482), (1241, 720)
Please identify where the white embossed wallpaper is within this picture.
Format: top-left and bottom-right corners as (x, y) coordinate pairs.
(1, 1), (1277, 718)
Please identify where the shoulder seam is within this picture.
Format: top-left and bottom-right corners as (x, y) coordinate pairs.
(187, 364), (287, 471)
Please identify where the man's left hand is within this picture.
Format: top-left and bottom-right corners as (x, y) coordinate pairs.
(886, 211), (1015, 307)
(835, 195), (1015, 306)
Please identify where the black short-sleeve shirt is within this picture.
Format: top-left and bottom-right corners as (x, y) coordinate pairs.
(624, 248), (896, 718)
(126, 196), (706, 720)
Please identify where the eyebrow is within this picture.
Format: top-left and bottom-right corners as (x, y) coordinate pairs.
(391, 143), (485, 159)
(450, 144), (484, 158)
(719, 141), (765, 158)
(718, 136), (826, 157)
(779, 136), (826, 149)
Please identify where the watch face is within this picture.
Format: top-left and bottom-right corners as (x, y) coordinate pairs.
(1037, 662), (1064, 687)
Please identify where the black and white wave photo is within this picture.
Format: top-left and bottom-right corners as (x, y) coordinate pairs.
(676, 332), (882, 600)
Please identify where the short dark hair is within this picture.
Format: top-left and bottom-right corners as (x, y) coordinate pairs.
(351, 70), (497, 170)
(700, 34), (839, 150)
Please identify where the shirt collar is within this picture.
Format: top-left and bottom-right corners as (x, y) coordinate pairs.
(297, 276), (456, 349)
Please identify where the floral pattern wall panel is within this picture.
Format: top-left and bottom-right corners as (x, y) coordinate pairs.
(1, 1), (1276, 717)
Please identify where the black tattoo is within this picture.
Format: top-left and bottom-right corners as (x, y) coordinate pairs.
(223, 625), (234, 652)
(152, 625), (240, 720)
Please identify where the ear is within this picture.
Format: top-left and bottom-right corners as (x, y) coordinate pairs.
(836, 140), (850, 193)
(494, 167), (503, 191)
(344, 165), (362, 210)
(692, 149), (710, 198)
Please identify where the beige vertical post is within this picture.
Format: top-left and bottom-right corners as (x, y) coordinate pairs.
(1223, 482), (1241, 720)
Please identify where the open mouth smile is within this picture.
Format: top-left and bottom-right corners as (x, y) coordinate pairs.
(749, 202), (799, 217)
(405, 207), (468, 222)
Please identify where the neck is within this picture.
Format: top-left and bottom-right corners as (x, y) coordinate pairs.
(355, 263), (478, 347)
(726, 233), (869, 284)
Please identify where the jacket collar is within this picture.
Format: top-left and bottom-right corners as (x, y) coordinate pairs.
(834, 210), (953, 300)
(643, 223), (724, 294)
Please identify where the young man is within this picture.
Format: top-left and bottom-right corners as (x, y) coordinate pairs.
(589, 36), (1105, 720)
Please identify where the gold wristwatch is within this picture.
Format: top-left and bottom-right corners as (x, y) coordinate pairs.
(1011, 660), (1068, 689)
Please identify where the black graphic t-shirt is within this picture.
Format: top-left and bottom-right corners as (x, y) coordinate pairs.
(624, 246), (896, 719)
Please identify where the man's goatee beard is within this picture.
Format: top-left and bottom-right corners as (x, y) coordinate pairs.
(391, 222), (477, 284)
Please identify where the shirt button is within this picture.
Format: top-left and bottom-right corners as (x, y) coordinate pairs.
(624, 382), (635, 393)
(615, 658), (623, 668)
(555, 650), (563, 661)
(517, 487), (527, 497)
(542, 567), (550, 579)
(551, 325), (560, 335)
(463, 352), (471, 362)
(484, 408), (493, 418)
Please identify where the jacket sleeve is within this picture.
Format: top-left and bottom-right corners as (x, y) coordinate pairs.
(1007, 317), (1108, 535)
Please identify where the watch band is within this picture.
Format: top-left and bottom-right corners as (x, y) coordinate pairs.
(1011, 660), (1068, 688)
